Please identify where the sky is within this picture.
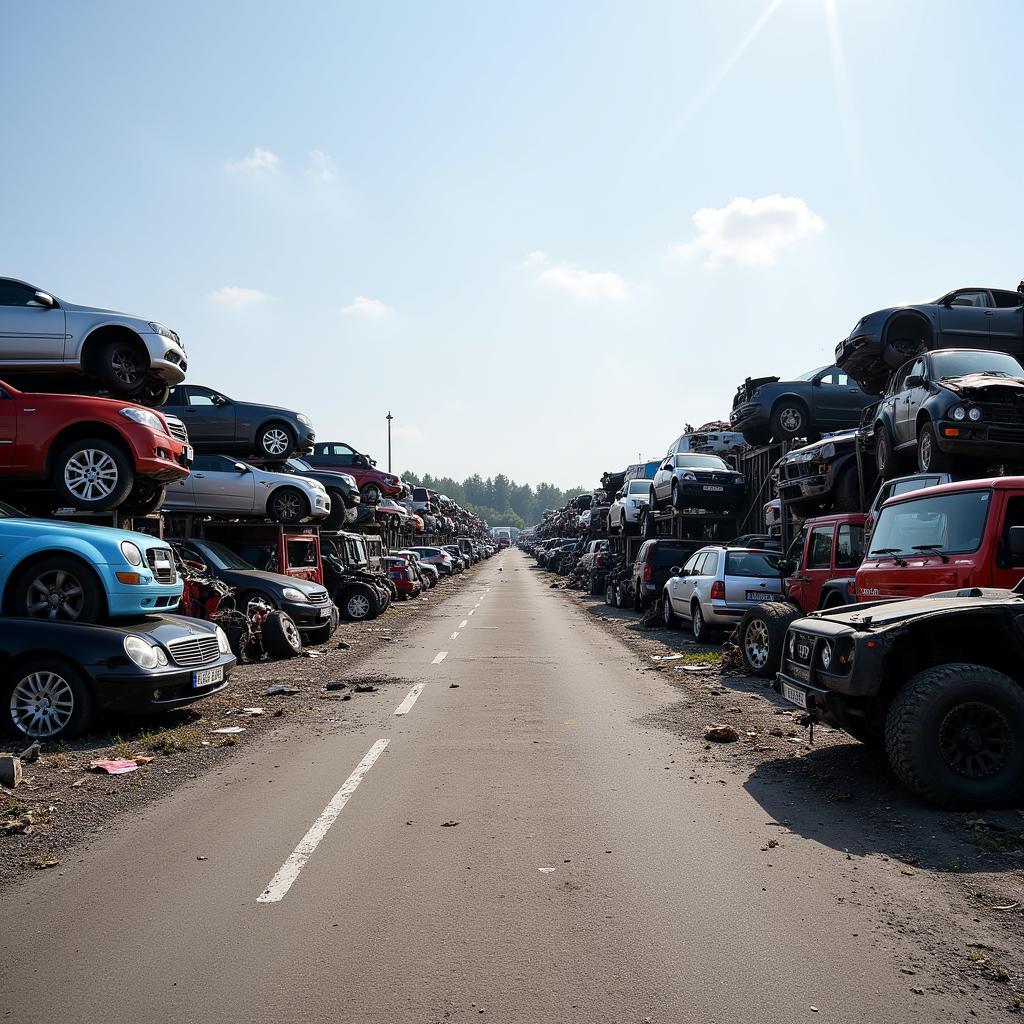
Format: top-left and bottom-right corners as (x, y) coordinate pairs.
(3, 0), (1024, 490)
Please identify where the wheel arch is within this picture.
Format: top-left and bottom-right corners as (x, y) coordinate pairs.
(2, 548), (109, 618)
(80, 325), (149, 379)
(881, 309), (935, 350)
(45, 422), (136, 478)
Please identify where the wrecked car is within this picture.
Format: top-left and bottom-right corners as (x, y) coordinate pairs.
(776, 429), (869, 514)
(836, 286), (1024, 396)
(870, 349), (1024, 477)
(730, 366), (873, 445)
(776, 586), (1024, 807)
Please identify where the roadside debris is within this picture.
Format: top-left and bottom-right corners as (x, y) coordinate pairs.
(0, 755), (23, 788)
(704, 724), (740, 743)
(211, 726), (245, 735)
(266, 684), (299, 696)
(18, 742), (41, 764)
(89, 757), (153, 775)
(325, 681), (348, 691)
(441, 820), (460, 827)
(353, 683), (376, 693)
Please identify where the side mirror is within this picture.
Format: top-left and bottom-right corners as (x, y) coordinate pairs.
(775, 558), (795, 576)
(212, 394), (229, 406)
(811, 375), (823, 386)
(905, 374), (925, 388)
(1008, 526), (1024, 563)
(234, 462), (249, 473)
(670, 565), (681, 576)
(33, 290), (56, 309)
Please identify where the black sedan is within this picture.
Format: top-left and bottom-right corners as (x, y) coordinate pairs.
(836, 286), (1024, 395)
(730, 365), (873, 445)
(1, 615), (234, 740)
(163, 384), (315, 458)
(871, 348), (1024, 477)
(178, 538), (338, 642)
(263, 457), (361, 529)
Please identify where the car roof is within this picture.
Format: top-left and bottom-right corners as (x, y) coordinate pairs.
(883, 475), (1019, 507)
(801, 513), (867, 527)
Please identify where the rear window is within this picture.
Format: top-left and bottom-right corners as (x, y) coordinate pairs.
(652, 545), (695, 568)
(725, 551), (782, 578)
(870, 489), (991, 557)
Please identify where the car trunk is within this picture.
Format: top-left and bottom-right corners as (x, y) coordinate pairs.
(722, 551), (784, 606)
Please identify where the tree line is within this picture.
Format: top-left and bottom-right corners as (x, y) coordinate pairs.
(401, 471), (589, 529)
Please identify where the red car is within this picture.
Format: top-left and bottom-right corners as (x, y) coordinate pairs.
(382, 555), (422, 599)
(0, 379), (192, 514)
(306, 441), (403, 503)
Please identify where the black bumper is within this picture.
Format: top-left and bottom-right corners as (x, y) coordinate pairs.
(284, 599), (337, 632)
(729, 402), (769, 432)
(93, 655), (235, 714)
(675, 482), (746, 512)
(935, 420), (1024, 459)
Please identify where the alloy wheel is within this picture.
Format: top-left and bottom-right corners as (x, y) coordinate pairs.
(26, 569), (86, 621)
(10, 671), (75, 738)
(347, 593), (371, 618)
(779, 407), (802, 433)
(273, 492), (302, 520)
(918, 431), (933, 471)
(662, 598), (673, 626)
(743, 618), (771, 670)
(64, 449), (120, 502)
(111, 348), (143, 387)
(692, 604), (705, 641)
(282, 617), (302, 651)
(262, 428), (290, 456)
(939, 701), (1011, 779)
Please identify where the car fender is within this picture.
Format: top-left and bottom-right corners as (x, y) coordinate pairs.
(818, 578), (857, 609)
(768, 390), (810, 415)
(0, 533), (114, 601)
(73, 317), (148, 361)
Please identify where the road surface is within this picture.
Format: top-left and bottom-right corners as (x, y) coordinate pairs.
(1, 550), (950, 1023)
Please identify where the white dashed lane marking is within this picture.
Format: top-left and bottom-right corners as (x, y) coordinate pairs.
(432, 651), (448, 665)
(394, 684), (426, 716)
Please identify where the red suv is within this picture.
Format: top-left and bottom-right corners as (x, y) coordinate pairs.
(0, 379), (191, 514)
(306, 441), (403, 503)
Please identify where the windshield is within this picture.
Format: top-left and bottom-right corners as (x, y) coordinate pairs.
(869, 489), (991, 558)
(672, 454), (730, 471)
(626, 480), (649, 495)
(0, 500), (26, 518)
(796, 365), (828, 381)
(188, 540), (255, 571)
(932, 351), (1023, 378)
(288, 458), (312, 472)
(725, 551), (783, 578)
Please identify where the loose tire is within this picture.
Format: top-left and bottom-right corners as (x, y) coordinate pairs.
(4, 658), (94, 740)
(662, 592), (678, 629)
(267, 487), (309, 524)
(96, 337), (147, 394)
(341, 583), (378, 621)
(256, 422), (295, 459)
(263, 610), (303, 658)
(770, 401), (808, 442)
(885, 663), (1024, 807)
(739, 602), (799, 678)
(917, 421), (952, 473)
(14, 557), (103, 623)
(53, 439), (133, 512)
(121, 479), (166, 517)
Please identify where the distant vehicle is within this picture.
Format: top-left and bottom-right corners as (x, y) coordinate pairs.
(163, 455), (329, 524)
(407, 546), (455, 575)
(307, 441), (403, 504)
(608, 479), (650, 534)
(837, 286), (1024, 395)
(649, 453), (746, 517)
(629, 538), (705, 611)
(164, 384), (314, 459)
(263, 457), (360, 530)
(730, 365), (874, 445)
(0, 276), (186, 405)
(383, 555), (423, 600)
(667, 429), (747, 456)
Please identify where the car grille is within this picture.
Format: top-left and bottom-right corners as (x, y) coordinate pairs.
(973, 401), (1024, 426)
(788, 631), (816, 666)
(308, 590), (329, 603)
(166, 634), (221, 668)
(689, 471), (737, 484)
(164, 416), (189, 444)
(147, 548), (177, 585)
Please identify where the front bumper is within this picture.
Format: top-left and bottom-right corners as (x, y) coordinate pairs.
(934, 420), (1024, 458)
(139, 332), (187, 385)
(282, 598), (336, 631)
(729, 402), (769, 432)
(777, 471), (834, 503)
(92, 653), (235, 713)
(675, 481), (746, 512)
(311, 492), (331, 516)
(101, 569), (183, 616)
(123, 423), (192, 481)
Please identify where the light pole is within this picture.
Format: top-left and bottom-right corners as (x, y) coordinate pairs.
(386, 411), (394, 473)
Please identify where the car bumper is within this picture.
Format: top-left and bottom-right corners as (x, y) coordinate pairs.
(103, 574), (184, 616)
(777, 473), (833, 502)
(935, 420), (1024, 458)
(311, 492), (331, 516)
(297, 429), (316, 454)
(675, 482), (746, 511)
(122, 424), (193, 480)
(139, 332), (187, 385)
(282, 598), (336, 631)
(92, 654), (235, 714)
(729, 402), (769, 431)
(704, 599), (783, 625)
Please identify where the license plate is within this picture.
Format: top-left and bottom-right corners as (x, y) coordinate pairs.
(782, 681), (808, 708)
(318, 605), (332, 619)
(182, 444), (194, 462)
(703, 485), (724, 492)
(746, 591), (775, 602)
(192, 666), (224, 689)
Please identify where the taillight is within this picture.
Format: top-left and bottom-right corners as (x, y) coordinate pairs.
(643, 564), (653, 582)
(711, 581), (726, 600)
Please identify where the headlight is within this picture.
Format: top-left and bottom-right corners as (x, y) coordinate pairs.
(215, 626), (231, 654)
(120, 541), (143, 566)
(734, 474), (745, 485)
(119, 407), (165, 432)
(282, 587), (308, 602)
(819, 443), (836, 459)
(148, 322), (177, 340)
(788, 633), (795, 657)
(820, 642), (833, 671)
(341, 474), (357, 487)
(681, 471), (697, 481)
(952, 406), (966, 421)
(387, 476), (399, 485)
(124, 635), (161, 669)
(297, 413), (312, 426)
(968, 406), (982, 422)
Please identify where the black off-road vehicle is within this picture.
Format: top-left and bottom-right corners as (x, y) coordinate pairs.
(776, 585), (1024, 807)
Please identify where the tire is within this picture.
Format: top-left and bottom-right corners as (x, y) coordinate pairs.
(885, 663), (1024, 808)
(361, 483), (382, 505)
(662, 592), (678, 629)
(633, 582), (644, 612)
(53, 439), (133, 512)
(137, 379), (170, 408)
(917, 421), (952, 473)
(263, 610), (303, 658)
(739, 603), (799, 678)
(605, 581), (616, 606)
(617, 581), (629, 608)
(323, 489), (348, 529)
(14, 556), (103, 623)
(341, 583), (378, 621)
(876, 429), (897, 481)
(671, 481), (683, 511)
(267, 487), (309, 524)
(3, 658), (94, 741)
(770, 401), (808, 442)
(833, 464), (861, 513)
(691, 601), (710, 643)
(120, 479), (166, 517)
(256, 422), (296, 459)
(239, 590), (277, 613)
(648, 486), (658, 514)
(96, 337), (147, 394)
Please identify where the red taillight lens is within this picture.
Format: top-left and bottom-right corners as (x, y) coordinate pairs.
(711, 581), (725, 600)
(643, 565), (653, 582)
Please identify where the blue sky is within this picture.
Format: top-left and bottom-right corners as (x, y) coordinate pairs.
(3, 0), (1023, 488)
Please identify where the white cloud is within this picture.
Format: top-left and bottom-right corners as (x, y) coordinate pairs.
(340, 296), (393, 318)
(672, 194), (825, 268)
(536, 263), (628, 302)
(307, 150), (336, 183)
(210, 285), (270, 309)
(225, 147), (280, 175)
(523, 250), (550, 267)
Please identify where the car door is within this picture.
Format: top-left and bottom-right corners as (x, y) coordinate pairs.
(987, 290), (1024, 350)
(888, 358), (919, 448)
(692, 550), (719, 615)
(897, 356), (928, 447)
(654, 459), (673, 502)
(936, 289), (994, 348)
(175, 386), (236, 446)
(190, 455), (255, 511)
(792, 524), (836, 611)
(671, 551), (705, 615)
(0, 280), (66, 362)
(811, 367), (866, 429)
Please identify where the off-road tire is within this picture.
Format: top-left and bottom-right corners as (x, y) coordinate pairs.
(14, 556), (103, 623)
(770, 401), (808, 442)
(3, 657), (94, 741)
(53, 439), (133, 512)
(263, 610), (303, 658)
(739, 602), (799, 678)
(884, 662), (1024, 807)
(267, 486), (309, 524)
(256, 422), (296, 460)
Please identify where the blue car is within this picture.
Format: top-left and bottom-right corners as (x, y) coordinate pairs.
(0, 503), (182, 621)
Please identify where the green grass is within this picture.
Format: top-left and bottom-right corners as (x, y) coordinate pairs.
(110, 724), (205, 759)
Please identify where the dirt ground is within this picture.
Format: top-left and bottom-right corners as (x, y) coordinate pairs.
(0, 565), (485, 890)
(542, 565), (1024, 1018)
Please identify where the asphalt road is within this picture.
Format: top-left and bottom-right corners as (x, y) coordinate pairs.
(1, 550), (951, 1023)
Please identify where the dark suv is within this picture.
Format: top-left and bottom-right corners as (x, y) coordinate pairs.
(306, 442), (403, 504)
(264, 457), (361, 530)
(164, 384), (314, 459)
(630, 538), (704, 611)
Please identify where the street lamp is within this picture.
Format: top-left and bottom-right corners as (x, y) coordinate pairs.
(386, 411), (394, 473)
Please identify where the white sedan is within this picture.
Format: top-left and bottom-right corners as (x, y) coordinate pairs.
(164, 455), (329, 523)
(608, 479), (650, 533)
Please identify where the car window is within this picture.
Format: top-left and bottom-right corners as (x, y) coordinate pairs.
(806, 526), (834, 569)
(701, 551), (720, 576)
(187, 387), (220, 407)
(672, 454), (730, 471)
(627, 480), (649, 494)
(796, 365), (829, 381)
(786, 526), (807, 564)
(725, 551), (783, 578)
(871, 489), (991, 557)
(930, 350), (1023, 378)
(681, 552), (702, 574)
(951, 289), (990, 307)
(992, 289), (1023, 309)
(193, 454), (236, 472)
(835, 524), (864, 568)
(0, 280), (47, 307)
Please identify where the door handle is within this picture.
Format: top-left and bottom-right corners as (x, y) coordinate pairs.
(193, 473), (205, 478)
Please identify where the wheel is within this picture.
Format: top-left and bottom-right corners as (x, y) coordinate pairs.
(691, 601), (710, 642)
(885, 663), (1024, 807)
(120, 479), (166, 517)
(617, 581), (630, 607)
(256, 422), (295, 459)
(263, 610), (303, 657)
(917, 421), (952, 473)
(605, 581), (616, 606)
(361, 483), (382, 504)
(738, 603), (799, 678)
(633, 582), (644, 612)
(876, 429), (897, 481)
(323, 489), (348, 529)
(341, 583), (378, 621)
(96, 337), (147, 394)
(662, 592), (678, 628)
(239, 590), (277, 612)
(648, 486), (658, 513)
(267, 487), (309, 524)
(770, 401), (808, 442)
(14, 557), (103, 623)
(3, 658), (94, 740)
(53, 439), (133, 511)
(137, 379), (170, 408)
(833, 464), (861, 512)
(671, 481), (683, 511)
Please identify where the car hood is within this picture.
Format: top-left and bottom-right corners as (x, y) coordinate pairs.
(214, 567), (324, 595)
(734, 375), (780, 405)
(779, 429), (859, 463)
(938, 373), (1024, 396)
(810, 589), (1022, 630)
